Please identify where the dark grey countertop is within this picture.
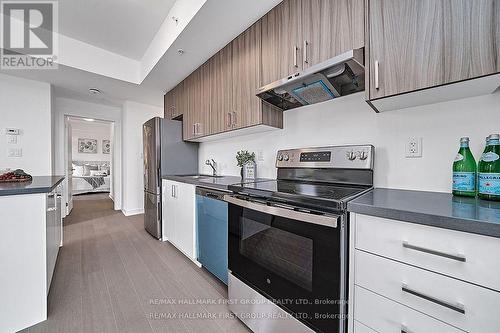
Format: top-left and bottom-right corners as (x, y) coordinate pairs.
(0, 176), (65, 196)
(347, 188), (500, 238)
(163, 175), (272, 191)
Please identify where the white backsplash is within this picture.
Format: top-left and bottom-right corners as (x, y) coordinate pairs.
(199, 91), (500, 193)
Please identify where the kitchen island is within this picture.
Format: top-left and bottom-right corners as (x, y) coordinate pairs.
(0, 176), (64, 333)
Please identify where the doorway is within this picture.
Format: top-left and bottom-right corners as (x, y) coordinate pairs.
(65, 116), (115, 215)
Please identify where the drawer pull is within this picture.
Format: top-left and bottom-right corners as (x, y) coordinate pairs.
(402, 283), (465, 314)
(402, 241), (466, 262)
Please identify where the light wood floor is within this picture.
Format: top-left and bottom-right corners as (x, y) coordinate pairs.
(22, 193), (250, 333)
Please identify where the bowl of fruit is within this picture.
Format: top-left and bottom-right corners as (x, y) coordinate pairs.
(0, 169), (32, 183)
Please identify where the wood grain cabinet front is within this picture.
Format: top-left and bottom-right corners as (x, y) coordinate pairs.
(366, 0), (500, 105)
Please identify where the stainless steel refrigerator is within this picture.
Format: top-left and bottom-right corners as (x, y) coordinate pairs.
(143, 117), (198, 239)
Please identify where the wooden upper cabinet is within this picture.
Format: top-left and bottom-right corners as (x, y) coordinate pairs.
(302, 0), (364, 68)
(164, 91), (172, 119)
(167, 82), (185, 119)
(164, 86), (178, 120)
(231, 21), (263, 129)
(261, 0), (303, 85)
(209, 45), (233, 134)
(183, 64), (211, 140)
(367, 0), (500, 100)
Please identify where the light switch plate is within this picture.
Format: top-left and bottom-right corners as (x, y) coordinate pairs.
(7, 135), (17, 144)
(405, 137), (423, 158)
(257, 150), (264, 162)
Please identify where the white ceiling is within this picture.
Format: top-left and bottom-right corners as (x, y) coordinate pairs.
(59, 0), (177, 60)
(1, 0), (282, 107)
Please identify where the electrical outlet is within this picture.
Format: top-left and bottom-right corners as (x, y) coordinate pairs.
(405, 137), (422, 158)
(8, 148), (22, 157)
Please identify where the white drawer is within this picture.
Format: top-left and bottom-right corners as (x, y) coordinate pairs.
(355, 250), (500, 332)
(354, 213), (500, 291)
(353, 320), (377, 333)
(354, 286), (463, 333)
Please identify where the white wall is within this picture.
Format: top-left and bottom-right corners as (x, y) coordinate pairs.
(70, 121), (111, 162)
(199, 91), (500, 193)
(121, 101), (163, 216)
(54, 97), (122, 211)
(0, 74), (52, 176)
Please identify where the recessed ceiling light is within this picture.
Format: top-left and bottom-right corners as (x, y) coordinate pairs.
(83, 118), (95, 122)
(89, 88), (101, 95)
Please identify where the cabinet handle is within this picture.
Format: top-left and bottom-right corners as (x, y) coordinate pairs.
(402, 241), (466, 262)
(192, 124), (196, 135)
(232, 112), (237, 127)
(293, 45), (299, 68)
(402, 283), (465, 314)
(303, 40), (309, 64)
(401, 325), (412, 333)
(227, 112), (232, 128)
(374, 60), (380, 89)
(171, 185), (175, 198)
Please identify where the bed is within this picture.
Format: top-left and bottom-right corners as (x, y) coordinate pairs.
(72, 161), (111, 195)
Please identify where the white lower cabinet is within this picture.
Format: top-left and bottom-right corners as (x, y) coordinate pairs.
(353, 320), (376, 333)
(162, 180), (198, 264)
(349, 213), (500, 333)
(354, 286), (463, 333)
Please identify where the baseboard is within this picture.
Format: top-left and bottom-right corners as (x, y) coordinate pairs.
(121, 208), (144, 216)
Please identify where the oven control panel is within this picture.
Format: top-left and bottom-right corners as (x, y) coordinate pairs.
(276, 145), (374, 169)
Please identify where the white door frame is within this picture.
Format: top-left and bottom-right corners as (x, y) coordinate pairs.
(55, 98), (122, 216)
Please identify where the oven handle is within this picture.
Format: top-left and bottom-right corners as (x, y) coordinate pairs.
(223, 195), (339, 228)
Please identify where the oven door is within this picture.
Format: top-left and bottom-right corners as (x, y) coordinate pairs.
(225, 195), (345, 333)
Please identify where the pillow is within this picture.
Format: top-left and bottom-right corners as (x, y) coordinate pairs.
(90, 170), (106, 177)
(83, 164), (98, 176)
(73, 165), (84, 177)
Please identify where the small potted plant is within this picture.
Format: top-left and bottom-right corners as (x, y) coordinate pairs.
(236, 150), (256, 179)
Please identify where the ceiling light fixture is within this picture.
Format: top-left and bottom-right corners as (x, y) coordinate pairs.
(177, 48), (185, 55)
(89, 88), (101, 95)
(83, 118), (95, 122)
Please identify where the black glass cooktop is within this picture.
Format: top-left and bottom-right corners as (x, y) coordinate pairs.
(229, 180), (371, 212)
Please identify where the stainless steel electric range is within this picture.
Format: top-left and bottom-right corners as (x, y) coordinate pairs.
(224, 145), (374, 333)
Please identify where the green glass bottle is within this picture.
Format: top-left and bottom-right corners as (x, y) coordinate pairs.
(477, 136), (491, 171)
(478, 134), (500, 201)
(453, 137), (477, 197)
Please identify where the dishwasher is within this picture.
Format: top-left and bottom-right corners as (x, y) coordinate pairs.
(196, 187), (229, 285)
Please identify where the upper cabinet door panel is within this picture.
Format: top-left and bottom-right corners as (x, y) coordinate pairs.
(209, 45), (232, 134)
(197, 61), (211, 137)
(261, 0), (303, 85)
(368, 0), (500, 100)
(232, 21), (262, 129)
(302, 0), (364, 68)
(443, 0), (500, 82)
(165, 88), (177, 119)
(368, 0), (445, 99)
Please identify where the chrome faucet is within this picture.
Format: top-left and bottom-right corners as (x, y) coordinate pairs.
(205, 159), (217, 176)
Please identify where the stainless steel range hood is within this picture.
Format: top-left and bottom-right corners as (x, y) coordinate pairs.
(257, 48), (365, 110)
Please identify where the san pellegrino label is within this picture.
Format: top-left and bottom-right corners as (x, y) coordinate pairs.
(482, 152), (499, 162)
(478, 134), (500, 200)
(453, 172), (476, 192)
(479, 173), (500, 195)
